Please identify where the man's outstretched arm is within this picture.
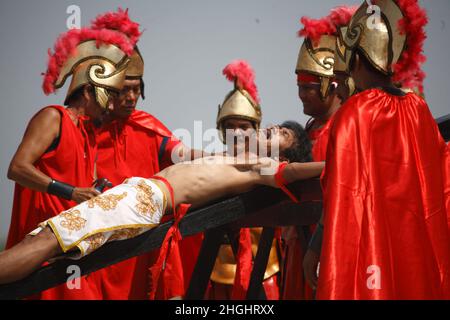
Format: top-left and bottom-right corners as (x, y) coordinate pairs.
(282, 161), (325, 183)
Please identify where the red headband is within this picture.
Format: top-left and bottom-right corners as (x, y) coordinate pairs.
(297, 73), (321, 84)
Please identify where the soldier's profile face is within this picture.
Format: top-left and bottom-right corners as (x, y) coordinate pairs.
(113, 79), (141, 118)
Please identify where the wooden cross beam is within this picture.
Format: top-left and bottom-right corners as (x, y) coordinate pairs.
(0, 179), (322, 300)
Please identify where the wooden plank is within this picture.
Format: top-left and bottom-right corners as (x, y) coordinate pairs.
(184, 229), (224, 300)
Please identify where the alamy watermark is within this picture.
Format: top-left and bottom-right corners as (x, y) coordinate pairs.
(66, 264), (81, 290)
(66, 5), (81, 30)
(365, 0), (384, 31)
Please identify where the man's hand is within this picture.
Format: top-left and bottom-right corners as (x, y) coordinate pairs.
(251, 157), (280, 188)
(303, 249), (320, 290)
(71, 187), (100, 203)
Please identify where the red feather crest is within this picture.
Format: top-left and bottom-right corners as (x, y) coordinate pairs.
(91, 7), (142, 45)
(223, 60), (260, 104)
(299, 6), (357, 44)
(42, 8), (142, 95)
(390, 0), (428, 93)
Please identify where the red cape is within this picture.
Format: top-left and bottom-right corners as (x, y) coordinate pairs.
(6, 105), (100, 299)
(318, 89), (450, 299)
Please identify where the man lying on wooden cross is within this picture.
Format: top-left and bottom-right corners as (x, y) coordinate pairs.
(0, 123), (324, 286)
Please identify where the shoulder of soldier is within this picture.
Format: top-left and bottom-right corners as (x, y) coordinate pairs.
(31, 106), (63, 126)
(129, 109), (173, 137)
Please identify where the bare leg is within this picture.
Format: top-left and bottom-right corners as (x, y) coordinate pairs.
(0, 227), (62, 284)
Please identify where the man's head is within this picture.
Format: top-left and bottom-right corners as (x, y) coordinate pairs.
(112, 78), (142, 119)
(42, 10), (143, 120)
(66, 84), (115, 119)
(258, 121), (312, 163)
(297, 74), (339, 118)
(217, 60), (262, 145)
(338, 0), (427, 94)
(222, 117), (257, 156)
(296, 7), (357, 119)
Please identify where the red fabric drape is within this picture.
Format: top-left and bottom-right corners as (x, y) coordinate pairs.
(318, 89), (450, 299)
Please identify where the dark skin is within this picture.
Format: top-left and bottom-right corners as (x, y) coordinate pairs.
(222, 118), (256, 156)
(110, 78), (141, 119)
(303, 52), (399, 290)
(7, 85), (104, 203)
(298, 79), (341, 131)
(351, 51), (398, 91)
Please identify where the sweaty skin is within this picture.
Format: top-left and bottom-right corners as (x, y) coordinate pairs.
(0, 156), (324, 284)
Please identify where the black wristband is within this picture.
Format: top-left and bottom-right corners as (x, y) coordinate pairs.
(47, 179), (75, 200)
(308, 223), (324, 255)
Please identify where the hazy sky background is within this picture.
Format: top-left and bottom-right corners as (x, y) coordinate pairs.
(0, 0), (449, 247)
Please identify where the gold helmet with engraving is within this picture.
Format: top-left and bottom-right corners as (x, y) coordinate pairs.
(42, 26), (139, 109)
(296, 6), (357, 100)
(337, 0), (428, 93)
(334, 27), (356, 97)
(91, 8), (146, 98)
(216, 60), (262, 142)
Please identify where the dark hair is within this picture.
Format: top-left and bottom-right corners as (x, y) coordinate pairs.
(280, 120), (313, 163)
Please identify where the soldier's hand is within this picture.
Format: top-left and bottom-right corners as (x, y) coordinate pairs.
(303, 248), (320, 290)
(71, 187), (100, 203)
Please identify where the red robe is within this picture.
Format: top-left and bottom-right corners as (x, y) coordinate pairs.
(93, 109), (184, 300)
(6, 105), (101, 299)
(318, 89), (450, 299)
(281, 118), (332, 300)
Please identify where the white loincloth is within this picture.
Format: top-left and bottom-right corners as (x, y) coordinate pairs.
(30, 177), (167, 259)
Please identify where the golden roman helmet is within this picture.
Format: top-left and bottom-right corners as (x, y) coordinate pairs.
(55, 40), (130, 109)
(216, 60), (262, 143)
(297, 6), (358, 99)
(334, 34), (356, 96)
(296, 35), (336, 99)
(125, 47), (144, 78)
(338, 0), (407, 75)
(125, 46), (145, 99)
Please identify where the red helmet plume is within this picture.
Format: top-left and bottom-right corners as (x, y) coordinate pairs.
(390, 0), (428, 93)
(299, 6), (357, 44)
(90, 7), (142, 45)
(222, 60), (260, 105)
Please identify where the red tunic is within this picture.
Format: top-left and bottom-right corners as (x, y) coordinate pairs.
(6, 105), (100, 299)
(93, 110), (183, 300)
(281, 117), (332, 300)
(317, 89), (450, 299)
